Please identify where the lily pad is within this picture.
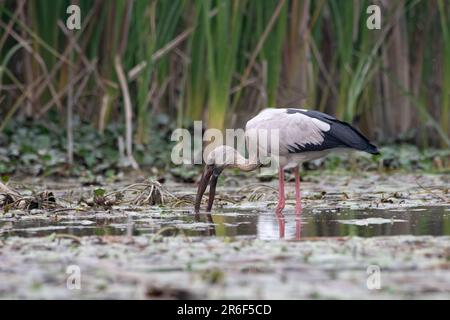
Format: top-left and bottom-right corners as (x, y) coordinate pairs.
(336, 218), (406, 226)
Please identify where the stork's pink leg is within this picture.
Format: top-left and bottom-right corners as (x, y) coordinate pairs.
(275, 166), (285, 217)
(294, 165), (302, 217)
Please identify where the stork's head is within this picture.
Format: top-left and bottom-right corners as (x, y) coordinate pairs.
(194, 146), (238, 213)
(194, 146), (232, 213)
(194, 145), (261, 213)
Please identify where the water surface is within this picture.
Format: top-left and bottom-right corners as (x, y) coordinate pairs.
(1, 206), (449, 240)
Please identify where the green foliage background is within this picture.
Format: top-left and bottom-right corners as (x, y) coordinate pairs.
(0, 0), (449, 174)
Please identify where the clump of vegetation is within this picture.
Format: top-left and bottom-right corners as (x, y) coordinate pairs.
(0, 175), (183, 214)
(0, 184), (58, 213)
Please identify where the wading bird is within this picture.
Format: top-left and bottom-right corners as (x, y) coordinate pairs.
(194, 108), (379, 217)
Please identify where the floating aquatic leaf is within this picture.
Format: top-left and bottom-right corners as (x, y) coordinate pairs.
(336, 218), (406, 226)
(175, 222), (215, 230)
(80, 220), (95, 226)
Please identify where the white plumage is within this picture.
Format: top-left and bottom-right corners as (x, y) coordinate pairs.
(245, 108), (333, 168)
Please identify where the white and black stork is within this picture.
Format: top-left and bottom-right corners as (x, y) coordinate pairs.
(194, 108), (380, 217)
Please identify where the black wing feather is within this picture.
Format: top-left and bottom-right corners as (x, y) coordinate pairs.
(286, 108), (380, 155)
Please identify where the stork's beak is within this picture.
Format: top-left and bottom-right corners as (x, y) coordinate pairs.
(194, 165), (223, 213)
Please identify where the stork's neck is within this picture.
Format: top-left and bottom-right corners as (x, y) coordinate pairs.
(232, 149), (260, 172)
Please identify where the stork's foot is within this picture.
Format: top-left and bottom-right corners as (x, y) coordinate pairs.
(275, 209), (284, 218)
(275, 201), (285, 218)
(276, 165), (286, 218)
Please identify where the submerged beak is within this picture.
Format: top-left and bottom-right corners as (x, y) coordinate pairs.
(194, 165), (223, 213)
(206, 168), (223, 212)
(194, 165), (214, 213)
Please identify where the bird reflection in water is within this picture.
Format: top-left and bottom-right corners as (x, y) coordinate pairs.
(277, 217), (302, 240)
(195, 213), (302, 240)
(194, 213), (216, 236)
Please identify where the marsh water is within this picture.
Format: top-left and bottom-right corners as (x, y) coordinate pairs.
(1, 206), (449, 240)
(2, 174), (450, 299)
